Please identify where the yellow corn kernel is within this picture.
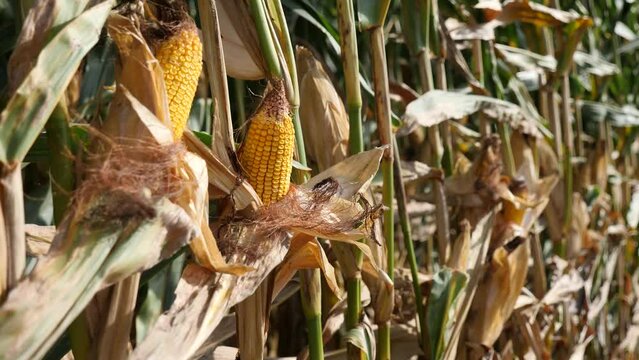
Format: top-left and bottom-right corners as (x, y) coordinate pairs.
(239, 87), (295, 205)
(156, 25), (202, 140)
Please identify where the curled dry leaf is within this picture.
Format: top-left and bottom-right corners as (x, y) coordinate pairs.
(105, 14), (170, 130)
(273, 233), (340, 298)
(446, 18), (496, 41)
(217, 0), (266, 80)
(541, 270), (584, 307)
(495, 0), (579, 27)
(465, 234), (530, 350)
(404, 90), (543, 139)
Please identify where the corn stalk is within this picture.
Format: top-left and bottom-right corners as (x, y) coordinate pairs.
(370, 23), (394, 360)
(336, 3), (365, 356)
(267, 1), (324, 358)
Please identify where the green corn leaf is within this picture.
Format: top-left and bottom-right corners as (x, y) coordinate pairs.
(426, 268), (468, 360)
(0, 0), (113, 164)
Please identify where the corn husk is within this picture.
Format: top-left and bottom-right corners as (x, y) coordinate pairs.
(132, 146), (384, 360)
(217, 0), (266, 80)
(297, 46), (349, 171)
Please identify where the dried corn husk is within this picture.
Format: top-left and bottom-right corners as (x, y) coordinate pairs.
(218, 0), (266, 80)
(297, 46), (349, 171)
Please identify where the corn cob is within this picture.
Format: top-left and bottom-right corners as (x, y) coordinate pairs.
(239, 86), (295, 205)
(156, 23), (202, 140)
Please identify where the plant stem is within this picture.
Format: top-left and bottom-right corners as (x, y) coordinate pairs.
(300, 269), (324, 360)
(392, 138), (426, 345)
(498, 123), (517, 178)
(575, 98), (584, 157)
(345, 277), (361, 329)
(338, 0), (364, 156)
(248, 0), (282, 78)
(471, 39), (491, 137)
(378, 322), (391, 360)
(268, 0), (305, 167)
(0, 167), (25, 302)
(547, 79), (563, 158)
(417, 51), (434, 93)
(234, 79), (247, 139)
(434, 58), (453, 176)
(371, 25), (394, 360)
(268, 1), (323, 357)
(337, 3), (365, 355)
(560, 74), (573, 233)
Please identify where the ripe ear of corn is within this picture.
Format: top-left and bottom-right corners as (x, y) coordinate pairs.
(239, 86), (295, 205)
(156, 24), (202, 140)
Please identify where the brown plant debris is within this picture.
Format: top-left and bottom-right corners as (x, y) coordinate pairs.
(72, 132), (190, 227)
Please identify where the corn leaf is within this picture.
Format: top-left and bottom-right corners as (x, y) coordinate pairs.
(496, 0), (578, 27)
(495, 44), (557, 72)
(0, 0), (113, 164)
(404, 90), (543, 138)
(357, 0), (390, 30)
(426, 268), (468, 360)
(0, 198), (195, 360)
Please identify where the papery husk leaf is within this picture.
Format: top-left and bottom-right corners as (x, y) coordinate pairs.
(218, 0), (266, 80)
(89, 274), (140, 360)
(105, 14), (170, 132)
(132, 228), (290, 360)
(209, 346), (239, 360)
(443, 209), (496, 360)
(273, 233), (340, 298)
(101, 83), (245, 275)
(303, 147), (384, 198)
(465, 232), (530, 349)
(178, 152), (250, 274)
(344, 318), (376, 360)
(573, 51), (619, 78)
(25, 224), (55, 256)
(197, 0), (235, 168)
(183, 131), (261, 211)
(297, 46), (349, 171)
(401, 160), (440, 183)
(587, 247), (619, 321)
(495, 43), (557, 72)
(404, 90), (542, 138)
(496, 0), (578, 27)
(447, 220), (471, 272)
(103, 86), (173, 145)
(440, 20), (488, 96)
(0, 197), (196, 360)
(569, 335), (594, 360)
(540, 270), (584, 306)
(446, 18), (496, 41)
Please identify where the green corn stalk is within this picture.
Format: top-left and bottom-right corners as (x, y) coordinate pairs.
(336, 3), (365, 359)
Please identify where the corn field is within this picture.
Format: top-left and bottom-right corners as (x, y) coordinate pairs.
(1, 0), (639, 359)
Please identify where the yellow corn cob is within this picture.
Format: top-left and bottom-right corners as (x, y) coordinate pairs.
(239, 86), (295, 205)
(156, 24), (202, 140)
